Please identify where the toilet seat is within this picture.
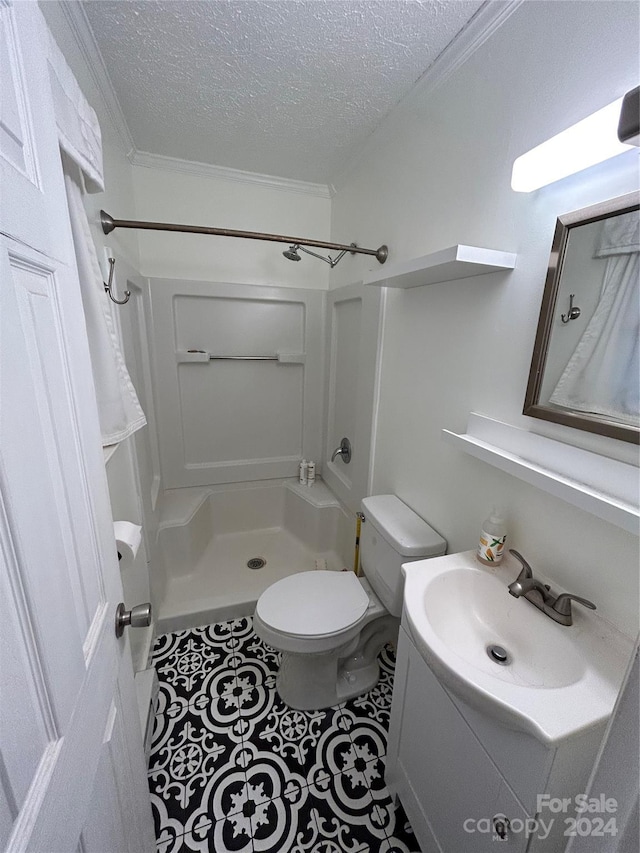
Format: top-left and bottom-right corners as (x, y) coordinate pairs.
(256, 570), (369, 638)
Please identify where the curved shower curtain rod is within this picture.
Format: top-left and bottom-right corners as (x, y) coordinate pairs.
(100, 210), (388, 265)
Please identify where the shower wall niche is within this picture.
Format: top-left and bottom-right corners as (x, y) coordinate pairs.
(150, 279), (325, 488)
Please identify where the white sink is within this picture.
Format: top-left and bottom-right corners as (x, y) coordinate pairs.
(402, 550), (632, 745)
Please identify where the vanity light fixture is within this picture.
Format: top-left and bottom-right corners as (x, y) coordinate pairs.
(511, 96), (634, 192)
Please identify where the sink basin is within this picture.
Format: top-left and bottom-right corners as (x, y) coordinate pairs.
(423, 568), (587, 689)
(402, 550), (632, 744)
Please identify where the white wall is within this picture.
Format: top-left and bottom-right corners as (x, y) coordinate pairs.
(330, 0), (639, 636)
(132, 164), (332, 289)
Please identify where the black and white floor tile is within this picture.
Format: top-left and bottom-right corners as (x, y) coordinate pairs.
(149, 617), (421, 853)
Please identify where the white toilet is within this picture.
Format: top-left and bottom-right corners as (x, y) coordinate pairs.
(253, 494), (446, 710)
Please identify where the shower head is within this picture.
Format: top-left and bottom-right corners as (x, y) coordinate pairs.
(283, 244), (302, 261)
(282, 242), (357, 268)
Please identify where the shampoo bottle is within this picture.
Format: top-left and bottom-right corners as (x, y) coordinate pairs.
(477, 508), (507, 565)
(307, 461), (316, 486)
(299, 459), (307, 485)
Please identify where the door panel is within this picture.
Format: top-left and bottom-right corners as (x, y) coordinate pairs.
(0, 0), (37, 181)
(0, 1), (69, 259)
(0, 497), (55, 828)
(5, 252), (90, 717)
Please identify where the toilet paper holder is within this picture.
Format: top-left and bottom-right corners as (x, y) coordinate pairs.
(113, 521), (142, 565)
(115, 601), (152, 638)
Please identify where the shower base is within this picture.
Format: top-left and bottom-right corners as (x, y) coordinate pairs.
(156, 480), (352, 634)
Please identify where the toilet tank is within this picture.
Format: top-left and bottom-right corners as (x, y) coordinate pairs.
(360, 495), (446, 617)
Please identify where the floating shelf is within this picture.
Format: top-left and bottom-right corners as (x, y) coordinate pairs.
(442, 413), (639, 535)
(363, 245), (517, 289)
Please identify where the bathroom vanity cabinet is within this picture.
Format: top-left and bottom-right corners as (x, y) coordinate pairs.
(386, 625), (605, 853)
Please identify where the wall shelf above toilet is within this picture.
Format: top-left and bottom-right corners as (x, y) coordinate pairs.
(443, 413), (639, 534)
(363, 245), (517, 289)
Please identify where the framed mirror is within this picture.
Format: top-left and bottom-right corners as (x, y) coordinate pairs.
(524, 191), (639, 444)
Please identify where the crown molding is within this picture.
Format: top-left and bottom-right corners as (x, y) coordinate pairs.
(59, 0), (135, 158)
(329, 0), (525, 195)
(130, 150), (332, 199)
(415, 0), (526, 104)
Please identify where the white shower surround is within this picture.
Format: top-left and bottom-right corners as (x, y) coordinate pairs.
(155, 479), (354, 634)
(149, 278), (326, 489)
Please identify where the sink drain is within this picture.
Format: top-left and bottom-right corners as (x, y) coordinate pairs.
(487, 644), (510, 666)
(247, 557), (266, 570)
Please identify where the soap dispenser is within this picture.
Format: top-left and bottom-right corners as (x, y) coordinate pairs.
(477, 508), (507, 565)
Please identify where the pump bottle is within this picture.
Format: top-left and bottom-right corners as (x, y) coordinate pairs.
(477, 508), (507, 565)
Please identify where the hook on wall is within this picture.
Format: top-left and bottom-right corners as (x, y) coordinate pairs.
(560, 293), (581, 324)
(104, 257), (131, 305)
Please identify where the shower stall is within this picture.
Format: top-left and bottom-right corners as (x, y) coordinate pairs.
(155, 479), (354, 634)
(110, 266), (384, 637)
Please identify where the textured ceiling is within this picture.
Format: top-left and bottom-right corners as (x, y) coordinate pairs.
(82, 0), (483, 184)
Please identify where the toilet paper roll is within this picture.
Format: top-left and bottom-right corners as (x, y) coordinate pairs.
(113, 521), (142, 564)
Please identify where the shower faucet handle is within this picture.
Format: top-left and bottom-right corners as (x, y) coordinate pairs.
(331, 437), (352, 464)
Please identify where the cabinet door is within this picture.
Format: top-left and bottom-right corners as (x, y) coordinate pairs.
(388, 629), (529, 853)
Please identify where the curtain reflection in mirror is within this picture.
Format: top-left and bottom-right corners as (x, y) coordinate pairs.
(550, 211), (639, 426)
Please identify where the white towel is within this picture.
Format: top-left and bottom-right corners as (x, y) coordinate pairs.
(47, 30), (146, 445)
(47, 31), (103, 192)
(63, 158), (146, 445)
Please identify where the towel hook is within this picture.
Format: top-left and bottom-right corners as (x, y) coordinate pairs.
(104, 257), (130, 305)
(560, 293), (581, 324)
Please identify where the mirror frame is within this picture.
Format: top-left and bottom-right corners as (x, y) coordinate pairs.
(524, 191), (640, 445)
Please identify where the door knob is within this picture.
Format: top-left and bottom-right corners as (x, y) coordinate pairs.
(115, 601), (152, 638)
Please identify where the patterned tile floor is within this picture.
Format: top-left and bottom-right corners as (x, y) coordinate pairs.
(149, 617), (421, 852)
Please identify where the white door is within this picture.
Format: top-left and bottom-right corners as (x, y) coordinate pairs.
(0, 4), (155, 851)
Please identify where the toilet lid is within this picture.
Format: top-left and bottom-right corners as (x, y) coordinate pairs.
(256, 571), (369, 637)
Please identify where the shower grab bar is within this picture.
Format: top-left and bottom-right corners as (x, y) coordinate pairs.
(209, 355), (278, 361)
(179, 350), (305, 364)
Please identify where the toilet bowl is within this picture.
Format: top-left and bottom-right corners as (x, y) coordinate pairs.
(253, 494), (447, 710)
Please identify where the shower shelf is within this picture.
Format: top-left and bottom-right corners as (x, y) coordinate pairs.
(363, 245), (517, 289)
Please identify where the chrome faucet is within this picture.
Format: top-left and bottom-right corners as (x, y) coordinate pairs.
(507, 550), (596, 626)
(331, 437), (352, 464)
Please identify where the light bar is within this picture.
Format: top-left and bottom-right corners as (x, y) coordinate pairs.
(511, 97), (632, 192)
